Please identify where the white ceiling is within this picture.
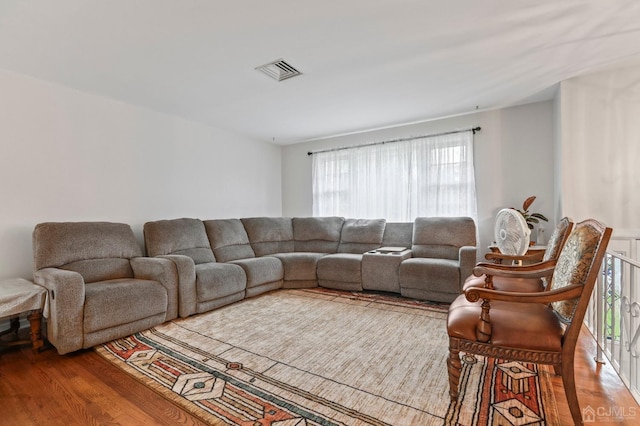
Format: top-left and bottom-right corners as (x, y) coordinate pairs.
(2, 1), (640, 145)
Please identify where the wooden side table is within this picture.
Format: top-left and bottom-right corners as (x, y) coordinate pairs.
(487, 244), (547, 265)
(0, 278), (47, 353)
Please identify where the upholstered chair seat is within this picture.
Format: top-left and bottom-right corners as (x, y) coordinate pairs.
(447, 302), (564, 352)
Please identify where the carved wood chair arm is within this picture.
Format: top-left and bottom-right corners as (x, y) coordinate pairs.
(484, 251), (545, 264)
(472, 260), (556, 278)
(464, 284), (584, 304)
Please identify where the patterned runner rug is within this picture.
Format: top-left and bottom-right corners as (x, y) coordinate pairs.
(95, 288), (559, 425)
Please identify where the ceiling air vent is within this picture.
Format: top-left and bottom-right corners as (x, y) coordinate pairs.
(255, 59), (302, 82)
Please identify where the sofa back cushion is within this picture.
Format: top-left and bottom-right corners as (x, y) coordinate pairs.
(144, 218), (215, 264)
(411, 217), (476, 260)
(204, 219), (256, 262)
(241, 217), (294, 256)
(338, 218), (386, 254)
(33, 222), (141, 283)
(381, 222), (413, 248)
(293, 217), (344, 253)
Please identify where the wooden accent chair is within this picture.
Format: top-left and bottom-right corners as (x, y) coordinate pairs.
(463, 217), (573, 293)
(447, 219), (612, 425)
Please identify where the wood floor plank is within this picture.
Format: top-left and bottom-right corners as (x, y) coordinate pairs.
(1, 325), (639, 425)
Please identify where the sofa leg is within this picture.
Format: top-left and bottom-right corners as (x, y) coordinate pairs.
(447, 339), (462, 400)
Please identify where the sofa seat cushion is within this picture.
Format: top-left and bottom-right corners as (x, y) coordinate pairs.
(462, 274), (544, 292)
(229, 257), (283, 288)
(84, 279), (167, 333)
(272, 252), (326, 281)
(399, 258), (460, 292)
(447, 295), (563, 352)
(195, 263), (246, 302)
(317, 253), (363, 283)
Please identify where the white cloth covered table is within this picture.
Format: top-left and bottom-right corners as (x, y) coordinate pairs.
(0, 278), (46, 318)
(1, 278), (47, 352)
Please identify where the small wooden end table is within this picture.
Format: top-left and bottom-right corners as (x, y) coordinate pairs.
(0, 278), (46, 353)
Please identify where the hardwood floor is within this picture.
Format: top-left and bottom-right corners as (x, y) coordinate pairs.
(0, 335), (208, 426)
(1, 325), (638, 425)
(551, 326), (639, 425)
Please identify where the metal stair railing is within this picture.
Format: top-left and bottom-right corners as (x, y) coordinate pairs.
(585, 249), (640, 405)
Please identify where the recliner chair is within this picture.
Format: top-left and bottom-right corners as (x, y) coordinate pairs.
(32, 221), (179, 354)
(399, 217), (477, 303)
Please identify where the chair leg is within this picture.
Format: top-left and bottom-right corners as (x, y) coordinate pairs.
(27, 311), (44, 353)
(447, 339), (462, 400)
(561, 358), (584, 425)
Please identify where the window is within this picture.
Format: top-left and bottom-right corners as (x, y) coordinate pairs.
(312, 131), (477, 221)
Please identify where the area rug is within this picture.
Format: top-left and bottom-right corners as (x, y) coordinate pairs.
(96, 288), (560, 425)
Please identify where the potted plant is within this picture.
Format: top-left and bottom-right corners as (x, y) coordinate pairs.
(515, 196), (549, 231)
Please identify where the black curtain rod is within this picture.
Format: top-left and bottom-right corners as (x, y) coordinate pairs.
(307, 126), (481, 156)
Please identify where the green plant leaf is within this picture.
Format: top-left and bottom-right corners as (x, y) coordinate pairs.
(531, 213), (548, 222)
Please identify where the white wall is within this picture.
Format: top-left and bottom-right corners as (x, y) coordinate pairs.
(0, 71), (282, 280)
(282, 101), (555, 256)
(560, 64), (640, 234)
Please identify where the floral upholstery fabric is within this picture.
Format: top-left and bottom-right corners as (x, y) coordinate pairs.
(549, 224), (600, 323)
(543, 218), (571, 262)
(539, 218), (571, 289)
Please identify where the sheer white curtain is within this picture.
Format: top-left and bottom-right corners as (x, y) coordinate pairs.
(312, 131), (477, 221)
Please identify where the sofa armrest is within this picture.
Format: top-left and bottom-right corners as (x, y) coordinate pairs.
(458, 245), (477, 288)
(131, 257), (179, 321)
(159, 254), (197, 318)
(33, 268), (85, 355)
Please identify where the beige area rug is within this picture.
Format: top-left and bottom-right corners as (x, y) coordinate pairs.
(96, 288), (560, 425)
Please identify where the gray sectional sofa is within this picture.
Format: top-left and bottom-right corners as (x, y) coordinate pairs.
(143, 216), (477, 318)
(32, 216), (476, 354)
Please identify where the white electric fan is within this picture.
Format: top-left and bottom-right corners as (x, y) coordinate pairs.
(494, 208), (531, 257)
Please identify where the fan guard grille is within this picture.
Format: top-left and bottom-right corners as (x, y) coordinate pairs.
(494, 208), (531, 255)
